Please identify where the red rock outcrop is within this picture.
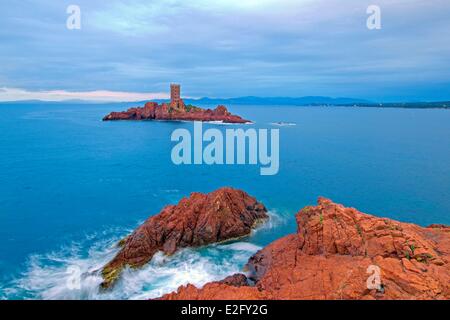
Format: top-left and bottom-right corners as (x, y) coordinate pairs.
(101, 187), (267, 288)
(102, 102), (250, 123)
(160, 198), (450, 300)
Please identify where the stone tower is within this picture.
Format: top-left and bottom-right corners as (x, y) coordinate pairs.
(170, 84), (181, 105)
(169, 83), (185, 112)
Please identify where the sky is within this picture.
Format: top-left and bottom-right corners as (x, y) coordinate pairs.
(0, 0), (449, 102)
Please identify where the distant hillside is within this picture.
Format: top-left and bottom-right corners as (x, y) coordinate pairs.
(183, 96), (371, 106)
(143, 97), (450, 109)
(336, 101), (450, 109)
(1, 97), (449, 109)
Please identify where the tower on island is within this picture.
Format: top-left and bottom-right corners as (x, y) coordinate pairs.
(169, 83), (185, 112)
(170, 84), (181, 105)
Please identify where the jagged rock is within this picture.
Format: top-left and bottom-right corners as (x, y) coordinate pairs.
(218, 273), (250, 287)
(160, 198), (450, 300)
(101, 187), (267, 289)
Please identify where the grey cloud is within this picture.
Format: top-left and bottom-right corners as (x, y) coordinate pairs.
(0, 0), (449, 101)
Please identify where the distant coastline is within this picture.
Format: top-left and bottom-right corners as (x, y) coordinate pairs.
(0, 97), (449, 109)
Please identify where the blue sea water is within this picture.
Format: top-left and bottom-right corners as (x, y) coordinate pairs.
(0, 103), (449, 299)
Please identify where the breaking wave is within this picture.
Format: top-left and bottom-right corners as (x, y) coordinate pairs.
(0, 209), (289, 300)
(253, 210), (289, 233)
(2, 229), (262, 300)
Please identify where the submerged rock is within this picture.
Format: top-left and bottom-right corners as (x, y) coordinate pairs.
(160, 198), (450, 300)
(101, 187), (268, 289)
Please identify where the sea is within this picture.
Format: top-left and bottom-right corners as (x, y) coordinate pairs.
(0, 102), (449, 299)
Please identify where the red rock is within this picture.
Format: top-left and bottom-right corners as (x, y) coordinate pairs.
(218, 273), (250, 287)
(214, 105), (230, 116)
(102, 101), (250, 123)
(101, 187), (267, 288)
(160, 198), (450, 300)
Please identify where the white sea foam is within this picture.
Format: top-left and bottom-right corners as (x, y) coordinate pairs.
(218, 242), (262, 252)
(4, 233), (121, 300)
(203, 121), (254, 126)
(2, 210), (286, 300)
(252, 210), (288, 234)
(163, 189), (180, 193)
(0, 284), (7, 300)
(269, 122), (296, 126)
(2, 231), (262, 300)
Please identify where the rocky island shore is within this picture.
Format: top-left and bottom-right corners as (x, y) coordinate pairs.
(103, 84), (250, 123)
(103, 102), (250, 123)
(157, 197), (449, 300)
(101, 187), (268, 289)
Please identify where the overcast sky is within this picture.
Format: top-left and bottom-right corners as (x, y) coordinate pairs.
(0, 0), (449, 102)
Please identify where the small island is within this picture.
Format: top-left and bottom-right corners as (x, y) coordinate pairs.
(103, 84), (251, 124)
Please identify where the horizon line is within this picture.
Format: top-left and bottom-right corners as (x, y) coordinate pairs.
(0, 87), (449, 104)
